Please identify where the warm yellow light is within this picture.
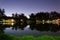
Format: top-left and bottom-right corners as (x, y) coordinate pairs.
(42, 20), (45, 24)
(2, 19), (15, 25)
(52, 20), (56, 24)
(56, 19), (60, 25)
(20, 19), (23, 22)
(11, 19), (14, 22)
(46, 20), (50, 23)
(11, 23), (14, 25)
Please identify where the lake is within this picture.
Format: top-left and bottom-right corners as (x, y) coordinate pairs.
(0, 23), (60, 37)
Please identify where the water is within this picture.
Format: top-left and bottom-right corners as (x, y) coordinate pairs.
(0, 24), (60, 36)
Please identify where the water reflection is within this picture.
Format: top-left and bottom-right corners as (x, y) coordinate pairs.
(2, 19), (15, 25)
(30, 24), (59, 32)
(0, 24), (5, 38)
(0, 22), (60, 36)
(0, 19), (60, 36)
(0, 23), (59, 32)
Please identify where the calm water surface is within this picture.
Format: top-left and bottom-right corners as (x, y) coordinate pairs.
(3, 25), (60, 36)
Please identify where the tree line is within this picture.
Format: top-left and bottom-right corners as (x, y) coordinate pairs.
(0, 8), (60, 20)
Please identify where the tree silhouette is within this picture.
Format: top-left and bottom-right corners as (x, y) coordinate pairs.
(29, 13), (35, 24)
(0, 9), (6, 17)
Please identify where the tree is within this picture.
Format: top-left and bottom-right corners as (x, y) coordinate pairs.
(12, 13), (14, 17)
(0, 8), (6, 17)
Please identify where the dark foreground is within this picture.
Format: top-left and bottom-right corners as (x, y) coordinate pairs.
(0, 34), (60, 40)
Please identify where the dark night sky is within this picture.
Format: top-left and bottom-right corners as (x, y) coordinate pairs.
(0, 0), (60, 17)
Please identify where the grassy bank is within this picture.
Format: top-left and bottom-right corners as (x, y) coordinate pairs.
(0, 34), (60, 40)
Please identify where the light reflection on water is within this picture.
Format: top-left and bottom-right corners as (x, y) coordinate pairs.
(4, 25), (40, 36)
(4, 25), (60, 36)
(1, 19), (60, 26)
(0, 19), (60, 36)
